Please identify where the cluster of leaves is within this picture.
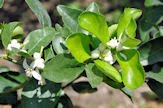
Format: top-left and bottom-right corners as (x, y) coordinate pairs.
(0, 0), (163, 107)
(138, 0), (163, 99)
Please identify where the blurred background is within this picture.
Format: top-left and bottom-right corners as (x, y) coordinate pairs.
(0, 0), (163, 108)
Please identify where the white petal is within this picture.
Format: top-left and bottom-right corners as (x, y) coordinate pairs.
(33, 52), (41, 59)
(31, 70), (42, 81)
(37, 63), (45, 69)
(107, 38), (119, 48)
(11, 39), (18, 44)
(7, 44), (12, 51)
(91, 49), (100, 59)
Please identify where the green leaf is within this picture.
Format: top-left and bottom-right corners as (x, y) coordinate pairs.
(139, 37), (163, 66)
(1, 22), (20, 48)
(86, 2), (100, 13)
(147, 68), (163, 83)
(20, 78), (61, 108)
(55, 24), (70, 38)
(52, 36), (67, 54)
(94, 60), (122, 83)
(85, 63), (103, 88)
(71, 82), (97, 93)
(42, 54), (84, 83)
(125, 18), (137, 38)
(44, 46), (55, 62)
(25, 0), (51, 27)
(147, 79), (163, 98)
(0, 0), (4, 8)
(57, 5), (82, 33)
(0, 72), (27, 94)
(121, 37), (141, 48)
(117, 8), (142, 38)
(66, 33), (91, 63)
(145, 0), (163, 7)
(24, 27), (55, 55)
(78, 12), (109, 44)
(124, 8), (142, 20)
(116, 49), (145, 90)
(104, 76), (124, 89)
(139, 6), (163, 42)
(108, 24), (118, 38)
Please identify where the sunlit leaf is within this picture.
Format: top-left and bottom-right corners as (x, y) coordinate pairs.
(78, 12), (109, 43)
(116, 49), (145, 90)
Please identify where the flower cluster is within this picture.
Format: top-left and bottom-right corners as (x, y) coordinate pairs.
(91, 37), (125, 64)
(7, 39), (45, 85)
(91, 43), (115, 64)
(23, 52), (45, 85)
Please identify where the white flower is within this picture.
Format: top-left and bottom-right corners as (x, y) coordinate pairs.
(106, 38), (120, 48)
(91, 49), (100, 59)
(33, 52), (41, 59)
(7, 39), (21, 51)
(102, 49), (115, 64)
(31, 52), (45, 69)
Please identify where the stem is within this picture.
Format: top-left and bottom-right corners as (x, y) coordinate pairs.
(0, 54), (20, 65)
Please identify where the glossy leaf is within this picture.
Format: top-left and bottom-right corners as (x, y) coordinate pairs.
(1, 22), (20, 48)
(25, 0), (52, 27)
(121, 37), (141, 47)
(24, 27), (55, 55)
(72, 82), (97, 93)
(78, 12), (109, 43)
(117, 8), (142, 38)
(116, 49), (145, 90)
(125, 18), (137, 38)
(85, 63), (103, 88)
(86, 2), (100, 13)
(0, 72), (27, 94)
(57, 5), (82, 33)
(66, 33), (91, 63)
(42, 54), (84, 83)
(20, 78), (61, 108)
(139, 37), (163, 66)
(94, 60), (122, 83)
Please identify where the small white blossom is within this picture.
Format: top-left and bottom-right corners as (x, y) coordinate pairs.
(30, 70), (42, 81)
(91, 49), (100, 59)
(33, 52), (41, 59)
(106, 38), (120, 48)
(31, 52), (45, 69)
(7, 39), (21, 51)
(102, 49), (115, 64)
